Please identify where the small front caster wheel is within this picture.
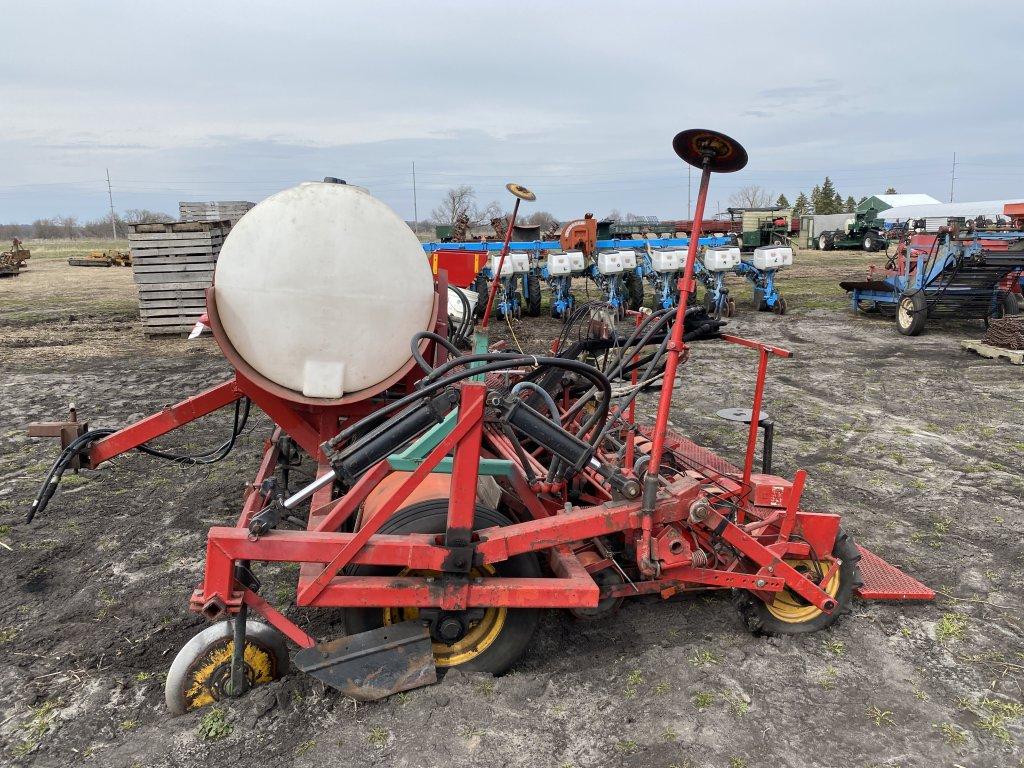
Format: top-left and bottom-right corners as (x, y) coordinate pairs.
(165, 620), (289, 715)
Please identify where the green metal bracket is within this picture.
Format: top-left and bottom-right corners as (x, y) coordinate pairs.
(386, 406), (513, 477)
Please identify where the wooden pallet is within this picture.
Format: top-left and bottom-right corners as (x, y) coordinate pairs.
(128, 221), (227, 336)
(961, 339), (1024, 365)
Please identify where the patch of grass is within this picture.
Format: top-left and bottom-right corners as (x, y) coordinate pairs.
(368, 726), (389, 749)
(866, 705), (895, 727)
(12, 699), (59, 757)
(936, 612), (968, 643)
(935, 722), (967, 747)
(653, 681), (670, 695)
(615, 739), (638, 754)
(0, 627), (18, 644)
(822, 638), (845, 656)
(475, 679), (494, 696)
(692, 690), (715, 710)
(295, 740), (316, 755)
(688, 648), (719, 667)
(730, 758), (747, 768)
(662, 727), (678, 742)
(818, 665), (839, 690)
(119, 719), (138, 731)
(975, 714), (1012, 744)
(197, 707), (232, 741)
(624, 669), (643, 698)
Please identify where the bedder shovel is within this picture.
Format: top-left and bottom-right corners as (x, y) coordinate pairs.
(292, 621), (437, 701)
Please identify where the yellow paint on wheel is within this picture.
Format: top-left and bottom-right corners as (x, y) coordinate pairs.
(383, 566), (507, 667)
(184, 641), (276, 710)
(766, 559), (841, 624)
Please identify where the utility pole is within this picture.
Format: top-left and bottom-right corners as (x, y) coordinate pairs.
(106, 168), (118, 239)
(412, 161), (419, 234)
(949, 152), (956, 203)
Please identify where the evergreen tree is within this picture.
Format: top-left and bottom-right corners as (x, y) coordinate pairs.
(776, 193), (790, 208)
(819, 177), (839, 214)
(810, 184), (822, 215)
(792, 191), (810, 217)
(833, 191), (843, 212)
(845, 195), (856, 213)
(885, 187), (897, 195)
(858, 196), (867, 206)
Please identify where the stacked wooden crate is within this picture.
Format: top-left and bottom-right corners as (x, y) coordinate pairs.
(128, 221), (228, 336)
(179, 200), (254, 225)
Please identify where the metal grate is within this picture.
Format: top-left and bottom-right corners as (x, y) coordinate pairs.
(855, 546), (935, 601)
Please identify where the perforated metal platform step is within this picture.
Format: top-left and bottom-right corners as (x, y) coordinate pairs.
(855, 546), (935, 601)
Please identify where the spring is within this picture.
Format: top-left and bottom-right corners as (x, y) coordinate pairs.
(691, 550), (709, 568)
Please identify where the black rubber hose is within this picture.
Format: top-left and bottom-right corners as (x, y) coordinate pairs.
(410, 331), (463, 374)
(328, 354), (613, 451)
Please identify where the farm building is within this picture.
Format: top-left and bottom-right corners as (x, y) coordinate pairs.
(855, 193), (940, 221)
(877, 198), (1024, 230)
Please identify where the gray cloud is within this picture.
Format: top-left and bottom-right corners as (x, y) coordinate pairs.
(1, 0), (1022, 222)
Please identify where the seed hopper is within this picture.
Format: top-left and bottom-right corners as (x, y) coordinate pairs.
(28, 130), (932, 714)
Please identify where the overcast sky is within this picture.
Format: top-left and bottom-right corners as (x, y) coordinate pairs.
(2, 0), (1022, 224)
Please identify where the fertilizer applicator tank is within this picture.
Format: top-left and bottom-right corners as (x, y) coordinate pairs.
(209, 181), (437, 403)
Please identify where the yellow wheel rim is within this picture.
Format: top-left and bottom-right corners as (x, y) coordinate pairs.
(184, 641), (277, 710)
(383, 566), (507, 667)
(766, 559), (841, 624)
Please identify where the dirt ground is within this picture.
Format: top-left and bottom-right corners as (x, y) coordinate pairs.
(1, 242), (1022, 768)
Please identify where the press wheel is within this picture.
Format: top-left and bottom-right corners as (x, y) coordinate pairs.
(345, 501), (541, 675)
(733, 527), (861, 635)
(165, 620), (289, 715)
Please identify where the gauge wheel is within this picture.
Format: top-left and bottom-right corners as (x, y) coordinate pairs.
(733, 527), (861, 635)
(772, 296), (788, 315)
(624, 272), (645, 310)
(525, 274), (542, 317)
(165, 620), (289, 716)
(344, 502), (541, 675)
(896, 291), (927, 336)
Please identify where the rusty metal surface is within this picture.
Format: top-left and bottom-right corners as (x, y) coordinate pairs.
(292, 621), (436, 701)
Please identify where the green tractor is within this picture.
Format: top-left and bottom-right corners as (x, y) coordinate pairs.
(731, 207), (795, 251)
(816, 212), (886, 252)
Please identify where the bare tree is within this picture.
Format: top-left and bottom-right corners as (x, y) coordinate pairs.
(605, 208), (621, 222)
(430, 185), (504, 228)
(524, 211), (557, 231)
(122, 208), (174, 224)
(728, 186), (776, 208)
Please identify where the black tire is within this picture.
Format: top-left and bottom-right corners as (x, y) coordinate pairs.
(772, 295), (788, 315)
(818, 233), (834, 252)
(471, 274), (489, 319)
(625, 272), (644, 311)
(863, 233), (877, 252)
(726, 297), (736, 317)
(771, 235), (785, 246)
(896, 290), (927, 336)
(733, 527), (862, 636)
(345, 502), (541, 676)
(525, 274), (542, 317)
(991, 290), (1020, 319)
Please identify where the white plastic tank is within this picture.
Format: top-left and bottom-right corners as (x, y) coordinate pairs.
(703, 246), (741, 272)
(213, 181), (435, 399)
(547, 252), (572, 276)
(746, 246), (794, 270)
(597, 251), (625, 275)
(650, 248), (685, 273)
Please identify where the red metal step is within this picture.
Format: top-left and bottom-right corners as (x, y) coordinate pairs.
(855, 546), (935, 601)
